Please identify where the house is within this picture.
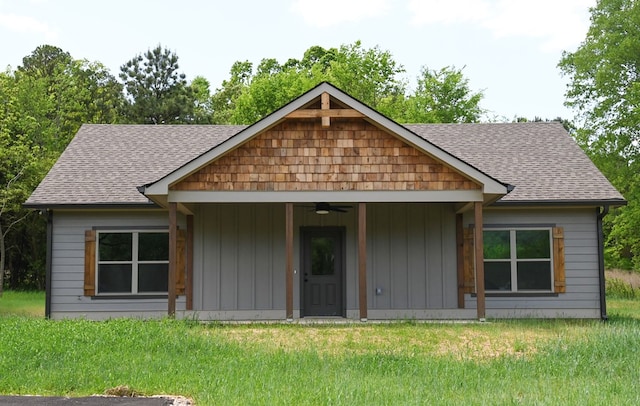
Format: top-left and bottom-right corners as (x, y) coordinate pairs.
(25, 82), (626, 321)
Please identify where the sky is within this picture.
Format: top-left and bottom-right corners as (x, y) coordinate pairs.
(0, 0), (595, 121)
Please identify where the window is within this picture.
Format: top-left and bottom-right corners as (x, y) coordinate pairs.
(97, 231), (169, 294)
(483, 228), (553, 292)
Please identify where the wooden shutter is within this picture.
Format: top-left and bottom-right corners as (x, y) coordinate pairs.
(176, 229), (186, 295)
(553, 227), (566, 293)
(463, 227), (475, 293)
(84, 230), (96, 296)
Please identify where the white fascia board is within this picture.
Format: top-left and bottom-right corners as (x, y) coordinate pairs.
(167, 190), (484, 203)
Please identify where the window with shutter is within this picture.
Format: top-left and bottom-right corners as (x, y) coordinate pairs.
(462, 226), (566, 294)
(84, 228), (186, 296)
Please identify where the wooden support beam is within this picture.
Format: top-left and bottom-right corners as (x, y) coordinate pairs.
(321, 92), (331, 127)
(285, 109), (365, 119)
(168, 202), (177, 317)
(474, 202), (485, 320)
(285, 202), (294, 320)
(456, 213), (465, 308)
(186, 214), (194, 311)
(358, 202), (368, 321)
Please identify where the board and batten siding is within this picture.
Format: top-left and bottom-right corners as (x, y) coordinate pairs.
(50, 210), (185, 320)
(190, 203), (464, 320)
(464, 208), (601, 318)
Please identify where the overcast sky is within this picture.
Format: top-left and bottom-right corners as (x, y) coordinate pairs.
(0, 0), (595, 121)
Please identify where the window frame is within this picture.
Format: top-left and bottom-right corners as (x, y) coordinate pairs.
(96, 229), (169, 296)
(482, 227), (555, 293)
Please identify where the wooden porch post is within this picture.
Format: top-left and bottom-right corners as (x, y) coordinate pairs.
(285, 202), (294, 320)
(456, 213), (465, 308)
(186, 214), (194, 311)
(474, 202), (486, 320)
(168, 202), (177, 317)
(358, 202), (368, 321)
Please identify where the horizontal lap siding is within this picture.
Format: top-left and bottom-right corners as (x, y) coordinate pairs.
(368, 203), (457, 310)
(50, 211), (184, 319)
(464, 208), (600, 317)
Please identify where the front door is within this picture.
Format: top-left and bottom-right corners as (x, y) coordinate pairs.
(302, 227), (344, 317)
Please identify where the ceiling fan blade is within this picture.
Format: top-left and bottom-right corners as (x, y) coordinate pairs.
(331, 207), (348, 213)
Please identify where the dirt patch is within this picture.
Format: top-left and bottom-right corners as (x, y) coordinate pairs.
(207, 324), (563, 360)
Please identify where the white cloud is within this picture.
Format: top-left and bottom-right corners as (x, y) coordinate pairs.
(407, 0), (594, 52)
(0, 12), (57, 41)
(291, 0), (391, 28)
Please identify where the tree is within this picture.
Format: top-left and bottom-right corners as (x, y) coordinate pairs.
(119, 45), (194, 124)
(402, 66), (484, 123)
(211, 61), (253, 124)
(0, 72), (49, 294)
(214, 42), (409, 124)
(559, 0), (640, 269)
(0, 46), (125, 291)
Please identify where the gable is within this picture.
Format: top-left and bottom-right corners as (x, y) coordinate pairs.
(171, 118), (480, 192)
(142, 83), (509, 199)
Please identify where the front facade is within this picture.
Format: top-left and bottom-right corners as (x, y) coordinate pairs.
(26, 83), (625, 320)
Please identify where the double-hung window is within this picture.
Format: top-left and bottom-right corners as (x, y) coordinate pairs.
(97, 231), (169, 295)
(483, 228), (553, 292)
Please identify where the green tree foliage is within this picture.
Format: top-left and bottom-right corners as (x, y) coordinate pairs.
(212, 41), (483, 125)
(403, 66), (484, 123)
(1, 45), (124, 290)
(559, 0), (640, 269)
(0, 72), (50, 294)
(119, 45), (194, 124)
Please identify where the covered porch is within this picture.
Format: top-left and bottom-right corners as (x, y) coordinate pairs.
(163, 199), (488, 321)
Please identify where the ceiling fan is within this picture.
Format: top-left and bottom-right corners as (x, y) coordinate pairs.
(312, 202), (353, 214)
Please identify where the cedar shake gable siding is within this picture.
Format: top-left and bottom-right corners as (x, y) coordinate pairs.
(171, 118), (480, 192)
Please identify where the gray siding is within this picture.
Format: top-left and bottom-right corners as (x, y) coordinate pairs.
(464, 207), (601, 318)
(50, 205), (602, 320)
(368, 203), (458, 311)
(194, 204), (286, 313)
(192, 203), (458, 318)
(50, 210), (185, 320)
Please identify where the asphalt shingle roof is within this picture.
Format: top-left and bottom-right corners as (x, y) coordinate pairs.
(25, 122), (624, 207)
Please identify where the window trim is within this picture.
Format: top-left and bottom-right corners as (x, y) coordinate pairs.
(96, 229), (169, 296)
(482, 227), (555, 294)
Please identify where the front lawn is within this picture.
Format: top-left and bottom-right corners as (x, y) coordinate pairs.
(1, 291), (639, 405)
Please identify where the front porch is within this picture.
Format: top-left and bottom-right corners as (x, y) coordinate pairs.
(165, 201), (488, 321)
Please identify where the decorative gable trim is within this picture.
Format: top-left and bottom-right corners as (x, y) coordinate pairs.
(141, 82), (510, 199)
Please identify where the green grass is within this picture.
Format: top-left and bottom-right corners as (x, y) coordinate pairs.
(0, 290), (45, 317)
(1, 292), (639, 405)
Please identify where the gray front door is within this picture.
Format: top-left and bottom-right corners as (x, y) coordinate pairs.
(302, 227), (344, 317)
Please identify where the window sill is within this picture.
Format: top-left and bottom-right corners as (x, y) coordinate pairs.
(91, 295), (171, 300)
(470, 292), (559, 298)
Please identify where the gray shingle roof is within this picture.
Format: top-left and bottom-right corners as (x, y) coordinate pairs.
(25, 122), (624, 207)
(406, 122), (624, 203)
(25, 124), (245, 206)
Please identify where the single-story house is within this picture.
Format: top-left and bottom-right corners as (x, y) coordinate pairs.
(25, 82), (626, 321)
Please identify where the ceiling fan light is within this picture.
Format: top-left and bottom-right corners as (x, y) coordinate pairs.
(315, 202), (330, 215)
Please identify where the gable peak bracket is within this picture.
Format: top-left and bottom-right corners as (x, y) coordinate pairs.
(285, 92), (364, 127)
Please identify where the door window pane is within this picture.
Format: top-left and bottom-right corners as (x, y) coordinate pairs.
(483, 230), (510, 259)
(484, 262), (512, 291)
(311, 237), (335, 276)
(98, 264), (132, 293)
(138, 233), (169, 261)
(517, 261), (552, 290)
(516, 230), (550, 259)
(99, 233), (132, 261)
(138, 264), (169, 292)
